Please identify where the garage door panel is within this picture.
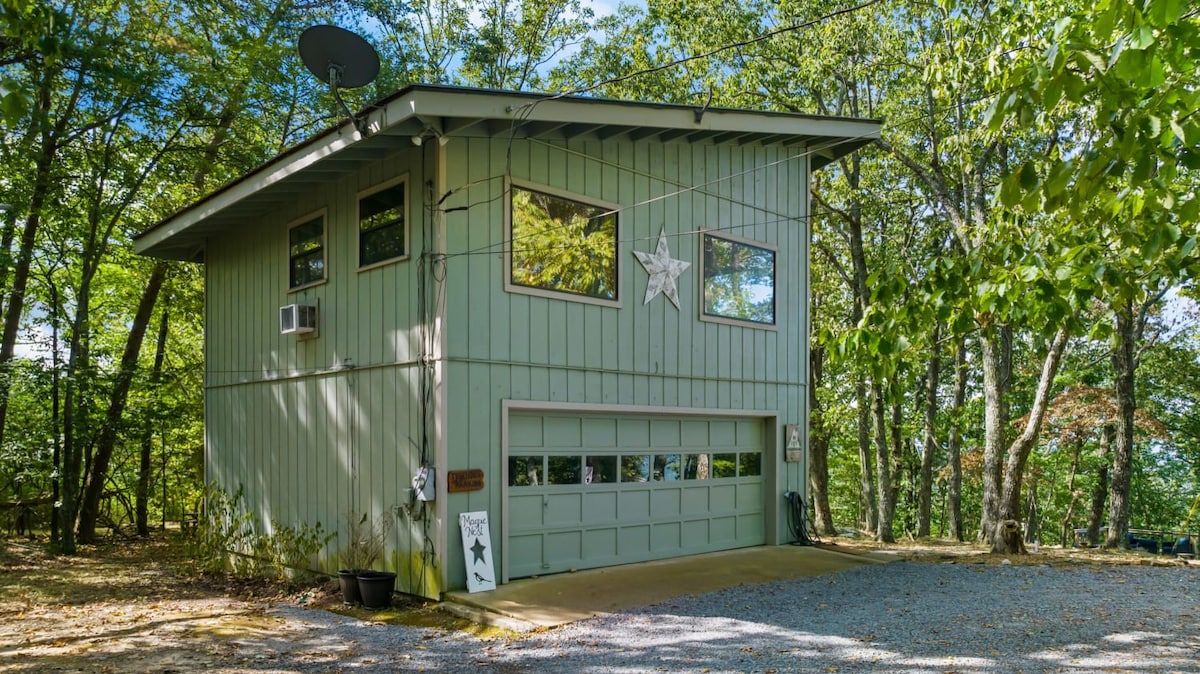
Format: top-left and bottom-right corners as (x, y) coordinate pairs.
(619, 525), (650, 556)
(682, 519), (708, 542)
(583, 528), (618, 559)
(545, 493), (582, 525)
(619, 489), (651, 520)
(681, 487), (709, 515)
(508, 412), (766, 580)
(510, 533), (542, 576)
(737, 483), (763, 510)
(510, 494), (544, 527)
(651, 488), (681, 518)
(711, 516), (736, 542)
(582, 491), (619, 524)
(711, 484), (737, 511)
(738, 513), (764, 540)
(546, 530), (583, 567)
(651, 522), (681, 550)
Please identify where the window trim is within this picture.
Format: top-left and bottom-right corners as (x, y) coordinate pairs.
(356, 174), (410, 271)
(286, 208), (328, 292)
(503, 179), (622, 308)
(698, 229), (778, 330)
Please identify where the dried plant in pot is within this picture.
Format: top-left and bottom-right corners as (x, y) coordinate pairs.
(336, 511), (393, 605)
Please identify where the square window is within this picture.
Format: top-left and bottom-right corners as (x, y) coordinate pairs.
(548, 456), (581, 485)
(585, 455), (617, 484)
(508, 184), (618, 303)
(620, 455), (650, 483)
(653, 454), (681, 481)
(288, 213), (325, 289)
(359, 178), (407, 267)
(712, 453), (737, 478)
(739, 452), (762, 477)
(682, 454), (710, 479)
(702, 233), (775, 325)
(509, 455), (544, 486)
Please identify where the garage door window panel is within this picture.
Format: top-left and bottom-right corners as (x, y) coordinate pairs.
(739, 453), (762, 477)
(621, 455), (651, 483)
(586, 456), (617, 484)
(509, 455), (545, 486)
(653, 454), (681, 481)
(548, 456), (582, 485)
(712, 453), (737, 478)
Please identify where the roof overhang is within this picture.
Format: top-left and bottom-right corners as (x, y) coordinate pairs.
(135, 85), (881, 261)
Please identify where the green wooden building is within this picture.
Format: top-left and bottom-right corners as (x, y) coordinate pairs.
(135, 85), (879, 598)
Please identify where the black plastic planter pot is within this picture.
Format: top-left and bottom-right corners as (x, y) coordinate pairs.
(338, 569), (363, 605)
(356, 571), (396, 609)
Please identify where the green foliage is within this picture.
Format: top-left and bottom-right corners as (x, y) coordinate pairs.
(337, 511), (394, 571)
(188, 483), (333, 582)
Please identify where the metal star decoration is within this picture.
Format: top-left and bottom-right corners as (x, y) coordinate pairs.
(633, 229), (689, 309)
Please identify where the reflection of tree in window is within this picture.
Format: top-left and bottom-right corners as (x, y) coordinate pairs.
(359, 181), (405, 266)
(508, 456), (542, 486)
(739, 452), (762, 477)
(289, 216), (324, 288)
(548, 456), (581, 484)
(653, 454), (680, 480)
(586, 456), (617, 484)
(621, 455), (650, 482)
(511, 186), (617, 300)
(682, 454), (710, 479)
(703, 234), (774, 324)
(712, 453), (737, 478)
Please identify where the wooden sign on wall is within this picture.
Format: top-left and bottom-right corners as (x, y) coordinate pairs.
(447, 469), (484, 493)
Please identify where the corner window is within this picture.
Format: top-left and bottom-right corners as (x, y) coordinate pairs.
(508, 184), (618, 304)
(359, 177), (407, 268)
(288, 213), (325, 289)
(702, 233), (775, 325)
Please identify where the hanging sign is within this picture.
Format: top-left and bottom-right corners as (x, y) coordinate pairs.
(785, 424), (803, 463)
(447, 469), (485, 493)
(458, 511), (497, 593)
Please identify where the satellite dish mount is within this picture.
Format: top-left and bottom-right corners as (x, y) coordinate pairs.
(299, 25), (381, 136)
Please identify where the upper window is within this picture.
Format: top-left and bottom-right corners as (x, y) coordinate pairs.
(702, 233), (776, 325)
(508, 184), (618, 304)
(358, 177), (407, 268)
(288, 213), (325, 289)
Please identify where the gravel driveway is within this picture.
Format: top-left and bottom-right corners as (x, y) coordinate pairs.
(257, 561), (1199, 673)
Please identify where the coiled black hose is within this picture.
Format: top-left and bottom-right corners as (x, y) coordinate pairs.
(785, 491), (819, 546)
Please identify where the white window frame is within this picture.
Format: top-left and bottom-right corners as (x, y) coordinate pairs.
(357, 174), (410, 271)
(504, 179), (622, 308)
(698, 229), (778, 330)
(286, 208), (328, 292)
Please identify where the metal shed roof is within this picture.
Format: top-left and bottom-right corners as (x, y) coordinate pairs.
(134, 84), (881, 261)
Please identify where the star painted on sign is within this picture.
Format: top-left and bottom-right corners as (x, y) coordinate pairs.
(634, 229), (689, 309)
(470, 537), (487, 566)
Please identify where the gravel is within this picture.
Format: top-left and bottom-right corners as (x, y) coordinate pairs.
(264, 561), (1200, 673)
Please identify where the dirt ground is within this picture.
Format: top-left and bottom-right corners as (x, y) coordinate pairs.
(0, 534), (477, 673)
(1, 533), (1193, 673)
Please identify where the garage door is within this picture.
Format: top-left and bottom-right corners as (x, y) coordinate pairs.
(506, 412), (766, 579)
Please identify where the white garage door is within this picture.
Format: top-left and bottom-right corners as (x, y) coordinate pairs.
(506, 412), (766, 579)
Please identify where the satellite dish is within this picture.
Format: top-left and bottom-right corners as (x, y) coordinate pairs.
(298, 25), (380, 135)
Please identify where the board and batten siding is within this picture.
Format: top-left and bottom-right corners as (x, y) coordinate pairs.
(439, 134), (809, 588)
(204, 145), (440, 597)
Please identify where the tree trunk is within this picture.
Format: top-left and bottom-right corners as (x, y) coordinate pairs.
(918, 330), (941, 537)
(1086, 426), (1113, 546)
(137, 297), (170, 537)
(1059, 439), (1082, 546)
(1105, 299), (1136, 549)
(979, 332), (1006, 537)
(872, 377), (895, 542)
(946, 336), (967, 541)
(807, 344), (835, 535)
(990, 519), (1026, 554)
(991, 329), (1069, 553)
(856, 376), (877, 532)
(1024, 479), (1038, 544)
(77, 262), (167, 543)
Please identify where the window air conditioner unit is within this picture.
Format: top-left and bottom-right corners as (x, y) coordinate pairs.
(280, 303), (317, 335)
